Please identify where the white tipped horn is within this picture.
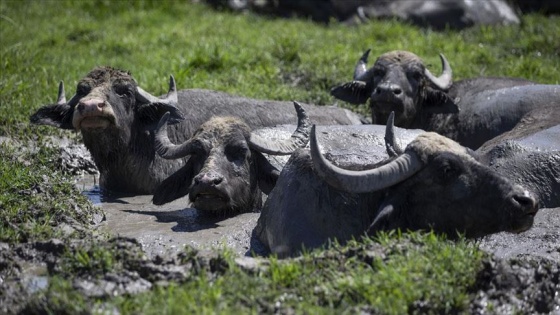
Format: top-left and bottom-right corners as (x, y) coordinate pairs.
(248, 101), (311, 155)
(424, 53), (453, 90)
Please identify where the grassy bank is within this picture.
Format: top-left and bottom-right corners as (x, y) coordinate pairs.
(1, 0), (558, 313)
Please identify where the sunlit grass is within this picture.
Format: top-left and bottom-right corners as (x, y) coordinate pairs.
(0, 1), (557, 313)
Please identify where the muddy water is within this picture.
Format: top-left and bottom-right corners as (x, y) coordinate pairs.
(479, 207), (560, 262)
(70, 123), (559, 263)
(77, 176), (261, 259)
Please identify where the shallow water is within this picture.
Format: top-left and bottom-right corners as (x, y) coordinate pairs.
(76, 175), (260, 259)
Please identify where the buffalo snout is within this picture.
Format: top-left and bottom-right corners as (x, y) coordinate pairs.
(510, 185), (538, 215)
(77, 98), (106, 112)
(194, 171), (225, 187)
(73, 97), (115, 130)
(507, 185), (538, 233)
(374, 83), (403, 97)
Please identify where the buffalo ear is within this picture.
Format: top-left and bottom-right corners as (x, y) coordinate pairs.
(152, 159), (194, 205)
(367, 203), (402, 235)
(254, 151), (280, 195)
(422, 88), (459, 114)
(29, 104), (74, 130)
(137, 102), (185, 131)
(330, 81), (371, 105)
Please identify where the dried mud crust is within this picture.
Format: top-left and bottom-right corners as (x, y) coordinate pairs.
(1, 237), (559, 314)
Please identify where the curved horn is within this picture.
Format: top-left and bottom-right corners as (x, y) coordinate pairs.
(57, 81), (66, 104)
(424, 53), (453, 90)
(154, 112), (196, 159)
(248, 101), (311, 155)
(136, 75), (179, 106)
(354, 49), (371, 81)
(384, 112), (403, 157)
(310, 125), (423, 193)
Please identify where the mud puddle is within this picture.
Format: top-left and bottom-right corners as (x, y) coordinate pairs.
(479, 207), (560, 262)
(76, 175), (260, 259)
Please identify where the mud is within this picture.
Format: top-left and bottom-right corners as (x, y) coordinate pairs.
(2, 135), (559, 314)
(82, 180), (262, 258)
(479, 207), (560, 262)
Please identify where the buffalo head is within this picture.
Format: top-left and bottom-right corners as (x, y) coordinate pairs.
(331, 50), (458, 127)
(30, 66), (183, 133)
(29, 67), (186, 193)
(310, 113), (538, 238)
(152, 101), (310, 215)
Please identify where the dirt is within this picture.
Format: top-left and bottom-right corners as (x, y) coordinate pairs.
(1, 139), (559, 314)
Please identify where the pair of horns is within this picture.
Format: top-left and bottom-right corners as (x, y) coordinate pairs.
(55, 75), (178, 107)
(354, 49), (453, 91)
(311, 112), (423, 193)
(155, 101), (311, 160)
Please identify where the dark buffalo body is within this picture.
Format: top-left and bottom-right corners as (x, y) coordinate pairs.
(30, 67), (361, 194)
(331, 50), (558, 149)
(256, 124), (538, 257)
(477, 105), (560, 208)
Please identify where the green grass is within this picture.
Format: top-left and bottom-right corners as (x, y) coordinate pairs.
(29, 233), (483, 314)
(0, 143), (99, 243)
(1, 0), (558, 313)
(1, 0), (558, 138)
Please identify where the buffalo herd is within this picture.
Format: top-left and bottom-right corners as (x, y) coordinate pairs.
(31, 47), (559, 257)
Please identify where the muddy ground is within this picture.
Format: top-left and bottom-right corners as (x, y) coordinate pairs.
(1, 138), (559, 314)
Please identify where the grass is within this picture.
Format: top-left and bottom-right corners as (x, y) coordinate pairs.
(0, 143), (99, 243)
(0, 0), (558, 313)
(27, 233), (483, 314)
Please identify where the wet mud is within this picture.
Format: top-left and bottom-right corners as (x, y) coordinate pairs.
(2, 135), (559, 314)
(81, 180), (262, 258)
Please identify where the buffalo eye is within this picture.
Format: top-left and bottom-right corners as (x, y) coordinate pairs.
(114, 83), (133, 97)
(438, 159), (460, 182)
(373, 67), (385, 78)
(76, 81), (92, 96)
(225, 144), (249, 162)
(408, 68), (424, 81)
(410, 71), (423, 81)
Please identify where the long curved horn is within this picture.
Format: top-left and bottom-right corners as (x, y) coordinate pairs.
(424, 53), (452, 90)
(136, 75), (178, 106)
(248, 101), (311, 155)
(154, 112), (196, 159)
(384, 112), (403, 157)
(310, 125), (423, 193)
(354, 49), (371, 81)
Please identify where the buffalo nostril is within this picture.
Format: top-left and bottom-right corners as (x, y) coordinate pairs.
(393, 88), (402, 95)
(194, 174), (223, 186)
(375, 88), (381, 94)
(213, 177), (223, 185)
(513, 194), (537, 213)
(98, 101), (106, 108)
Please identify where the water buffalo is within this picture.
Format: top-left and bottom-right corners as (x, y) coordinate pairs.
(151, 102), (310, 215)
(255, 114), (538, 257)
(476, 105), (560, 208)
(30, 67), (362, 194)
(331, 50), (559, 149)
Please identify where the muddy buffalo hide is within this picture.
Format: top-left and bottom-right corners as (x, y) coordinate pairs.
(253, 124), (422, 257)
